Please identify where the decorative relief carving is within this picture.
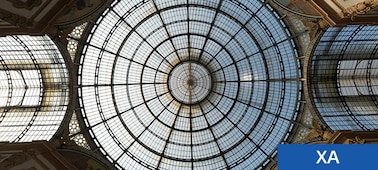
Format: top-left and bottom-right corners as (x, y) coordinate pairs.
(344, 0), (378, 20)
(0, 9), (33, 27)
(0, 153), (28, 169)
(55, 0), (107, 26)
(304, 21), (320, 40)
(305, 118), (333, 141)
(0, 154), (12, 162)
(348, 136), (366, 144)
(7, 0), (42, 10)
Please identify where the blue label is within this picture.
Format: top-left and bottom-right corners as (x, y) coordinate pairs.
(278, 144), (378, 170)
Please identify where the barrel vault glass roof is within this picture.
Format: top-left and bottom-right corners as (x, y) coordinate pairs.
(311, 25), (378, 131)
(0, 35), (69, 142)
(78, 0), (302, 169)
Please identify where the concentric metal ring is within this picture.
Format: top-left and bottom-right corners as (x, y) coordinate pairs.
(168, 61), (212, 105)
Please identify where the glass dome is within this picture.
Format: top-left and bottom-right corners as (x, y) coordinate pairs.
(78, 0), (301, 169)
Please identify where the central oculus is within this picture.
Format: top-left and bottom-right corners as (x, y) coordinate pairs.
(168, 61), (212, 105)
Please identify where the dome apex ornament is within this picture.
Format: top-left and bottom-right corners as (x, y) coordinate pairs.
(168, 61), (212, 105)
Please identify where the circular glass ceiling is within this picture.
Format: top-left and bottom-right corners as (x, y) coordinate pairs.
(79, 0), (301, 169)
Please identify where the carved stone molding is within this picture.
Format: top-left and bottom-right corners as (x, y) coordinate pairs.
(344, 0), (378, 20)
(328, 130), (378, 144)
(0, 142), (77, 169)
(0, 9), (33, 27)
(0, 0), (82, 35)
(305, 118), (333, 142)
(7, 0), (42, 10)
(348, 136), (366, 144)
(0, 153), (29, 169)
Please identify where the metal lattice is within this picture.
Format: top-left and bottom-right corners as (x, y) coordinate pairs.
(78, 0), (301, 169)
(0, 35), (69, 142)
(310, 25), (378, 130)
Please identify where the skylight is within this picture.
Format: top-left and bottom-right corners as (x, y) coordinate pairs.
(79, 0), (301, 169)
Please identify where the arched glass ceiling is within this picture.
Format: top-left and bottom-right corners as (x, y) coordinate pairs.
(0, 35), (69, 142)
(79, 0), (301, 169)
(310, 25), (378, 130)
